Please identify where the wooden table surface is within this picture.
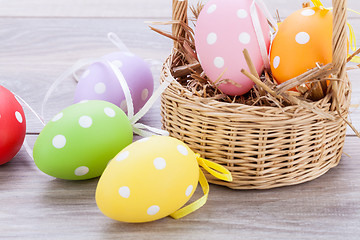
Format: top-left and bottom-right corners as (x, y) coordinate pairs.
(1, 0), (360, 239)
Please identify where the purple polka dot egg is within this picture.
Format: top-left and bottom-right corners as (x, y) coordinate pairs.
(195, 0), (270, 96)
(74, 52), (154, 114)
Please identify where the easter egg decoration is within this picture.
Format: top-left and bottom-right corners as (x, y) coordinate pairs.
(33, 100), (133, 180)
(0, 86), (26, 165)
(270, 7), (333, 84)
(96, 135), (232, 223)
(73, 51), (154, 114)
(195, 0), (271, 96)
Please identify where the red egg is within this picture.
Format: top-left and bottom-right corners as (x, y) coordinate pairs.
(0, 86), (26, 165)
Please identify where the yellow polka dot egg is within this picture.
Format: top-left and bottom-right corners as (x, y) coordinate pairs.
(96, 136), (200, 223)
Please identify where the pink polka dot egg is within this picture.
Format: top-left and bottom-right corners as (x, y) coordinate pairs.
(74, 52), (154, 114)
(96, 135), (199, 223)
(195, 0), (270, 96)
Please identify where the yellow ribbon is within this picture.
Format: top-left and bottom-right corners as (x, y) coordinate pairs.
(196, 154), (233, 182)
(311, 0), (324, 8)
(170, 154), (232, 219)
(310, 0), (360, 63)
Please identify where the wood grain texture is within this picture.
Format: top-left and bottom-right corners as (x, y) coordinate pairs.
(0, 0), (359, 18)
(0, 18), (171, 133)
(1, 18), (360, 134)
(1, 136), (360, 240)
(1, 0), (360, 239)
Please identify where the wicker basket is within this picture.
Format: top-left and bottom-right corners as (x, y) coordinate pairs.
(160, 0), (351, 189)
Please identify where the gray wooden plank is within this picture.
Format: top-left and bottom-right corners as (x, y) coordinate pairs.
(347, 70), (360, 135)
(1, 135), (359, 240)
(0, 18), (172, 133)
(0, 0), (173, 18)
(0, 0), (359, 18)
(1, 17), (360, 135)
(1, 1), (360, 239)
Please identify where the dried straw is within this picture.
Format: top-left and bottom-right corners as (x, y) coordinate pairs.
(156, 0), (357, 189)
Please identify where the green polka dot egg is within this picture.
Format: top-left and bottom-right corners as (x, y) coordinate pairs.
(96, 135), (200, 223)
(33, 100), (133, 180)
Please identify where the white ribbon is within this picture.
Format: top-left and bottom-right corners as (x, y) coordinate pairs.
(41, 32), (170, 137)
(254, 0), (278, 32)
(41, 32), (132, 120)
(10, 33), (171, 162)
(41, 58), (98, 119)
(105, 32), (171, 137)
(23, 137), (34, 158)
(12, 92), (46, 126)
(130, 75), (173, 125)
(106, 60), (135, 119)
(133, 123), (169, 137)
(107, 60), (171, 137)
(108, 32), (131, 53)
(11, 91), (46, 160)
(250, 0), (278, 70)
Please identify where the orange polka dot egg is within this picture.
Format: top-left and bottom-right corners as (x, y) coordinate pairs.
(96, 136), (199, 223)
(270, 7), (333, 84)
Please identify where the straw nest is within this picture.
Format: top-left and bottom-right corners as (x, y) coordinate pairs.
(151, 0), (359, 189)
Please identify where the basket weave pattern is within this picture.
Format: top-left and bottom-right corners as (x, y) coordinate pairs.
(160, 0), (351, 189)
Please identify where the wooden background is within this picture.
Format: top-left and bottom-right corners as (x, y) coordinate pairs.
(1, 0), (360, 239)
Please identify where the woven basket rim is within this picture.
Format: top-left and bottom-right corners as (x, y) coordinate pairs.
(160, 0), (352, 190)
(167, 0), (350, 113)
(162, 52), (351, 116)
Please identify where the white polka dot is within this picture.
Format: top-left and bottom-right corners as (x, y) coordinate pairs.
(79, 116), (92, 128)
(214, 57), (225, 69)
(94, 82), (106, 94)
(104, 107), (116, 117)
(186, 185), (194, 197)
(81, 69), (90, 79)
(119, 186), (130, 198)
(79, 100), (89, 104)
(273, 56), (280, 69)
(120, 100), (127, 112)
(138, 137), (150, 143)
(239, 32), (251, 44)
(15, 111), (23, 123)
(112, 60), (123, 68)
(237, 9), (248, 19)
(116, 151), (129, 161)
(301, 9), (315, 16)
(177, 145), (188, 156)
(153, 158), (166, 170)
(141, 89), (149, 101)
(52, 135), (66, 149)
(52, 112), (63, 122)
(207, 4), (217, 14)
(295, 32), (310, 44)
(74, 166), (89, 176)
(147, 205), (160, 215)
(207, 32), (217, 45)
